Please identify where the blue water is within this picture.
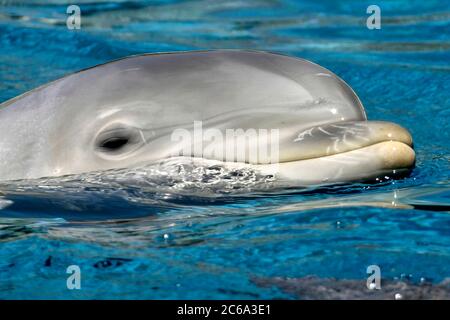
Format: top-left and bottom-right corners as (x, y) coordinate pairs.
(0, 0), (449, 299)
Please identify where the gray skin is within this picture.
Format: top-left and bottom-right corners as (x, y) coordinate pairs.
(0, 50), (415, 184)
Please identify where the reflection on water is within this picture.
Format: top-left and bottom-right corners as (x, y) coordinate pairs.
(0, 0), (449, 299)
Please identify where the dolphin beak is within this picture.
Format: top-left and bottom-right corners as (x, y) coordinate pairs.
(265, 121), (415, 184)
(279, 121), (414, 162)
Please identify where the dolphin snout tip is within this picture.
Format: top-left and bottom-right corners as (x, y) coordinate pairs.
(377, 141), (416, 170)
(371, 121), (415, 170)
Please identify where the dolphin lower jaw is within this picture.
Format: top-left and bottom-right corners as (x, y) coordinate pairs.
(266, 141), (415, 184)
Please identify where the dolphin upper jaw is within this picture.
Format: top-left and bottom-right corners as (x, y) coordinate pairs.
(280, 120), (413, 161)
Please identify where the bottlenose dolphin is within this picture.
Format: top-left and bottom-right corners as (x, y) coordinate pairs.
(0, 50), (415, 185)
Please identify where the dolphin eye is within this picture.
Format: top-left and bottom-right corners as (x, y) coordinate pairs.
(95, 125), (143, 156)
(99, 136), (130, 151)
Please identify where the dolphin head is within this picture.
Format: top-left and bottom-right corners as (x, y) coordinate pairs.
(0, 50), (415, 185)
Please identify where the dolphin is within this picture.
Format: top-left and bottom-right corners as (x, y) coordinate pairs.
(0, 50), (415, 185)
